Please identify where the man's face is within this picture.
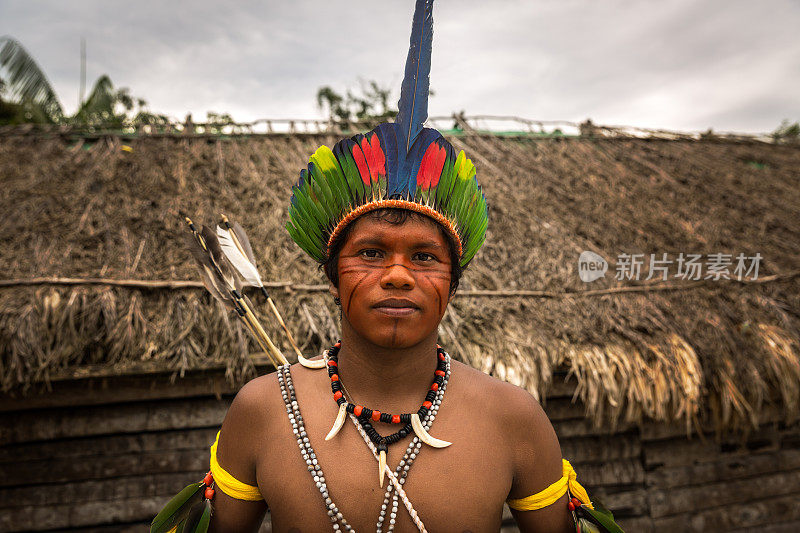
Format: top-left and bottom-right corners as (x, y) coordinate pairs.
(331, 213), (452, 349)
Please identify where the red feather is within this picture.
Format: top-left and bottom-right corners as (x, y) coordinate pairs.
(361, 137), (377, 182)
(367, 133), (386, 179)
(351, 142), (371, 185)
(417, 142), (446, 189)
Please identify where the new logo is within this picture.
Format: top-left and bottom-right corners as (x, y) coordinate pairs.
(578, 251), (607, 282)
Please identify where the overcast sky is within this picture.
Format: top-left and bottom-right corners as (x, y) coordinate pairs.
(2, 0), (798, 133)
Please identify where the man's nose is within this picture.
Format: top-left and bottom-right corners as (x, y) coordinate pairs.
(380, 262), (415, 290)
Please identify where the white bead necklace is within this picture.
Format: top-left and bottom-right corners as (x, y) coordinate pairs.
(342, 355), (450, 533)
(277, 351), (451, 532)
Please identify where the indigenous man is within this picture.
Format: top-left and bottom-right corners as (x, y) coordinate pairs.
(209, 209), (580, 532)
(200, 1), (605, 531)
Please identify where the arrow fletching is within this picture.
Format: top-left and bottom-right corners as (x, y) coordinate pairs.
(231, 220), (257, 265)
(216, 224), (263, 288)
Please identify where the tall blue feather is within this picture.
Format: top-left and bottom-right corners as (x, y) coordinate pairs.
(396, 0), (434, 155)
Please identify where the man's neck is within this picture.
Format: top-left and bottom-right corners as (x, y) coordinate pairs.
(334, 320), (440, 413)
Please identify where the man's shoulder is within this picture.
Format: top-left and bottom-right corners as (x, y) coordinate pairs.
(450, 359), (555, 445)
(230, 361), (327, 423)
(232, 370), (280, 407)
(225, 370), (286, 435)
(450, 362), (566, 507)
(452, 360), (544, 413)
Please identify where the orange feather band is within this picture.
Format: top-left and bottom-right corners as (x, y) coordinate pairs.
(326, 199), (463, 258)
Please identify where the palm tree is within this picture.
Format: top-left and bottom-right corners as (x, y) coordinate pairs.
(0, 36), (64, 123)
(1, 36), (166, 127)
(72, 74), (138, 127)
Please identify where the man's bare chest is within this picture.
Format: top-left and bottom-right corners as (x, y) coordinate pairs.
(255, 370), (514, 532)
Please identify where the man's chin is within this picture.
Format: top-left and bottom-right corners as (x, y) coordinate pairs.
(342, 314), (438, 350)
(361, 331), (432, 351)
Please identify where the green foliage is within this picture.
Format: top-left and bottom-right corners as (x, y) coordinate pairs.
(772, 119), (800, 144)
(71, 75), (142, 126)
(316, 86), (349, 123)
(204, 111), (238, 134)
(1, 36), (163, 128)
(0, 98), (53, 124)
(316, 79), (400, 127)
(0, 36), (64, 122)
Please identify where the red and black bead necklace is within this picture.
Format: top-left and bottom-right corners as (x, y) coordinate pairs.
(326, 341), (448, 455)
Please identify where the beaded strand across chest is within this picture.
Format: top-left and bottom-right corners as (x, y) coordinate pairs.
(277, 347), (452, 532)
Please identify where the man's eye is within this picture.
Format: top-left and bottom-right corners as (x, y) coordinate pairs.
(360, 249), (382, 259)
(414, 252), (436, 262)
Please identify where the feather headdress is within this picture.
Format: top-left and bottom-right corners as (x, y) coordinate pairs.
(286, 0), (488, 267)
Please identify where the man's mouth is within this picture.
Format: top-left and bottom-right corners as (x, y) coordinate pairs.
(373, 298), (420, 317)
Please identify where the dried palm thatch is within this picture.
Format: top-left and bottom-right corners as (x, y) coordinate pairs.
(0, 131), (798, 434)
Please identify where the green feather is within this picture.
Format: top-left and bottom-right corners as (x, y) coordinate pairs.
(194, 501), (212, 532)
(462, 218), (487, 266)
(311, 146), (349, 214)
(180, 499), (212, 533)
(461, 194), (488, 266)
(286, 220), (323, 261)
(338, 146), (365, 207)
(309, 158), (345, 223)
(287, 209), (319, 255)
(447, 176), (469, 221)
(290, 197), (325, 243)
(293, 184), (328, 234)
(434, 154), (456, 211)
(150, 482), (204, 533)
(577, 518), (602, 533)
(576, 503), (625, 533)
(464, 194), (484, 239)
(376, 176), (387, 201)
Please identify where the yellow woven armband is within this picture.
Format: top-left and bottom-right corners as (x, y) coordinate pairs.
(210, 431), (264, 501)
(507, 459), (593, 511)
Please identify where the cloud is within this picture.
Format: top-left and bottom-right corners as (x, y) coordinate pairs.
(1, 0), (797, 132)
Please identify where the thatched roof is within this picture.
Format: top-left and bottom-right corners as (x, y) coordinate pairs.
(1, 129), (798, 433)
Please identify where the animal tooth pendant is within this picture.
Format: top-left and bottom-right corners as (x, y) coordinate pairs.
(325, 404), (347, 441)
(379, 449), (387, 487)
(298, 354), (327, 369)
(411, 414), (451, 448)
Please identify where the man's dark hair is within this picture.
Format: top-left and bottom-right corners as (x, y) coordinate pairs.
(322, 208), (463, 296)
